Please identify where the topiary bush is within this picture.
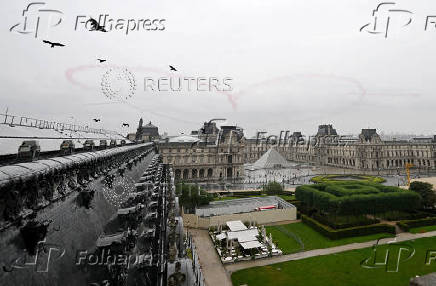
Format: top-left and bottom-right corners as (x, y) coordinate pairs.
(302, 215), (396, 240)
(397, 217), (436, 232)
(296, 182), (421, 216)
(263, 181), (284, 195)
(409, 181), (436, 209)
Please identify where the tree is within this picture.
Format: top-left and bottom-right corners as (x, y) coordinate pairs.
(177, 183), (213, 213)
(263, 181), (283, 195)
(410, 181), (436, 209)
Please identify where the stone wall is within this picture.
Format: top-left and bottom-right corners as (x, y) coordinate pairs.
(183, 208), (297, 229)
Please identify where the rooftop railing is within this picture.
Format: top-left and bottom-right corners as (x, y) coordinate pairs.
(1, 113), (121, 136)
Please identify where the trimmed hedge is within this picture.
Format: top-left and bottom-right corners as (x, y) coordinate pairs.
(397, 217), (436, 232)
(302, 215), (396, 240)
(312, 213), (379, 230)
(296, 182), (421, 216)
(380, 210), (431, 221)
(311, 174), (386, 184)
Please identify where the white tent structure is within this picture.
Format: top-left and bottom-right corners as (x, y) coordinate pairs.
(226, 220), (248, 232)
(240, 241), (263, 250)
(251, 148), (292, 169)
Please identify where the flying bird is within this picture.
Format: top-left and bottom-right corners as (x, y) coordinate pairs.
(169, 65), (177, 71)
(97, 59), (106, 63)
(122, 123), (129, 127)
(87, 17), (107, 32)
(93, 118), (101, 122)
(43, 40), (65, 48)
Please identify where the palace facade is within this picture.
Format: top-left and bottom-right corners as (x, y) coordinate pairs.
(158, 122), (245, 182)
(274, 126), (436, 172)
(159, 121), (436, 182)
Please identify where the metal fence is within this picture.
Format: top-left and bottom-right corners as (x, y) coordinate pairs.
(1, 113), (121, 136)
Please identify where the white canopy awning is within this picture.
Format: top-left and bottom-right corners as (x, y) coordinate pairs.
(240, 241), (263, 249)
(226, 220), (247, 232)
(227, 228), (259, 243)
(216, 233), (227, 240)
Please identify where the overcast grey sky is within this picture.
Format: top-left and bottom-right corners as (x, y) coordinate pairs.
(1, 0), (435, 137)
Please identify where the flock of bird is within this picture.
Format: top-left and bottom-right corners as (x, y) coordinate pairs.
(43, 16), (178, 130)
(93, 118), (129, 128)
(43, 16), (178, 72)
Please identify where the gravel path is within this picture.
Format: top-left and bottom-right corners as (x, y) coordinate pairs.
(188, 228), (233, 286)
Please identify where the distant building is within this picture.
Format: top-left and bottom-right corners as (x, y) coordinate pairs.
(135, 118), (160, 142)
(163, 121), (436, 180)
(411, 137), (435, 143)
(316, 124), (338, 136)
(274, 125), (436, 172)
(159, 123), (244, 182)
(359, 129), (381, 143)
(197, 121), (220, 143)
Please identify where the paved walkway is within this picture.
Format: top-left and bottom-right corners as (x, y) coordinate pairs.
(225, 230), (436, 273)
(188, 228), (233, 286)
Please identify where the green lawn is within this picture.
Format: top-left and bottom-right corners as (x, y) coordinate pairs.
(277, 194), (295, 201)
(232, 236), (436, 286)
(409, 225), (436, 234)
(266, 222), (393, 254)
